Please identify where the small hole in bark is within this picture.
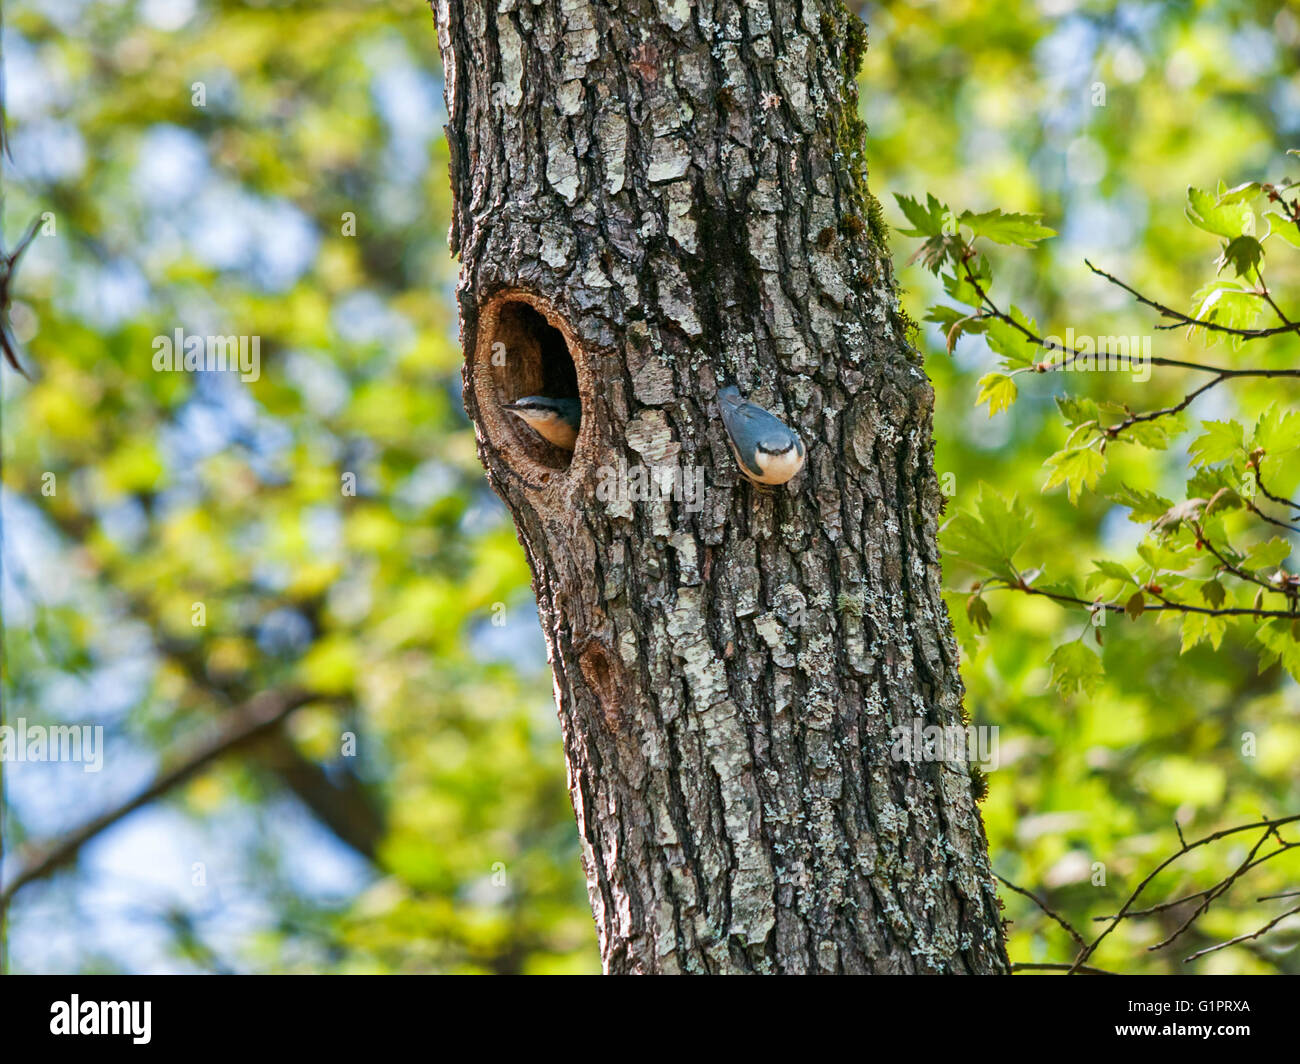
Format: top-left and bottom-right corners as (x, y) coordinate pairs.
(578, 641), (622, 729)
(478, 294), (582, 474)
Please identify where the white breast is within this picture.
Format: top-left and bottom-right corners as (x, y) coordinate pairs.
(751, 446), (805, 485)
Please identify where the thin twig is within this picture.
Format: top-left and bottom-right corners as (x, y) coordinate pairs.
(1011, 962), (1118, 975)
(976, 577), (1299, 620)
(959, 256), (1300, 377)
(1146, 825), (1282, 952)
(1257, 889), (1300, 902)
(1182, 903), (1300, 963)
(1067, 814), (1300, 973)
(1092, 843), (1298, 921)
(1085, 259), (1300, 340)
(995, 873), (1087, 949)
(1255, 468), (1299, 516)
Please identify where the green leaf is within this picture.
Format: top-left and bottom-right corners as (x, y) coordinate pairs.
(1181, 612), (1227, 653)
(1109, 484), (1174, 522)
(1091, 559), (1136, 585)
(1217, 235), (1264, 277)
(941, 484), (1034, 579)
(1216, 180), (1262, 205)
(926, 305), (988, 351)
(1189, 282), (1261, 342)
(894, 192), (951, 238)
(958, 208), (1056, 247)
(1047, 641), (1104, 696)
(1044, 446), (1106, 503)
(1138, 539), (1195, 573)
(1035, 579), (1081, 601)
(941, 254), (994, 308)
(1123, 419), (1172, 450)
(1185, 185), (1254, 238)
(1201, 579), (1226, 607)
(1187, 465), (1240, 500)
(1081, 564), (1133, 598)
(966, 594), (992, 633)
(1056, 395), (1101, 429)
(1252, 404), (1300, 455)
(1244, 537), (1291, 570)
(1257, 619), (1300, 682)
(985, 311), (1039, 368)
(1188, 420), (1244, 466)
(926, 304), (987, 332)
(1264, 212), (1300, 249)
(975, 372), (1017, 416)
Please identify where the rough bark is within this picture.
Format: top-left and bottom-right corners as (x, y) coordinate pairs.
(430, 0), (1010, 973)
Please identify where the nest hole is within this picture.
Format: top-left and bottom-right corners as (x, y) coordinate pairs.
(483, 297), (582, 474)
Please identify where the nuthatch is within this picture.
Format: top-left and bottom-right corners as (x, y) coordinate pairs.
(718, 385), (806, 486)
(503, 395), (581, 451)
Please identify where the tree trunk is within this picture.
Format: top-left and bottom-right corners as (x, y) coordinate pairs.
(430, 0), (1010, 974)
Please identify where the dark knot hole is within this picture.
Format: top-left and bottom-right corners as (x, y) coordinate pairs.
(488, 299), (581, 472)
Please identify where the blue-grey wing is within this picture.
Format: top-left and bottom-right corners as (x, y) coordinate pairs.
(731, 403), (795, 451)
(719, 401), (763, 475)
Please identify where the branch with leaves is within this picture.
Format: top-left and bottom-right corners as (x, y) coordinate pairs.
(898, 151), (1300, 691)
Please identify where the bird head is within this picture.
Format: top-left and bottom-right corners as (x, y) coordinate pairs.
(717, 385), (805, 486)
(503, 396), (581, 451)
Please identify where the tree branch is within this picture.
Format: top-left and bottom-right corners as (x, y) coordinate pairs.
(1255, 468), (1300, 516)
(0, 688), (328, 911)
(995, 872), (1087, 949)
(976, 576), (1299, 620)
(958, 254), (1300, 377)
(1010, 962), (1118, 975)
(0, 215), (41, 378)
(1066, 814), (1300, 973)
(1085, 259), (1300, 340)
(1182, 902), (1300, 964)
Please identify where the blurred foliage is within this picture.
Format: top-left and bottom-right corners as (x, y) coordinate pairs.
(1, 0), (1296, 973)
(2, 0), (592, 975)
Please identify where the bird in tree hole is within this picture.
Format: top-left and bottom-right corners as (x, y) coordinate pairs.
(503, 396), (581, 451)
